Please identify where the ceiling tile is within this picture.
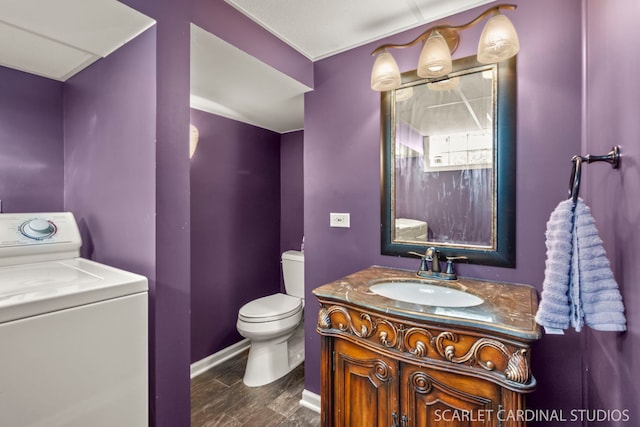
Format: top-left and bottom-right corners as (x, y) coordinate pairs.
(225, 0), (496, 60)
(225, 0), (422, 60)
(0, 22), (97, 80)
(413, 0), (496, 24)
(0, 0), (155, 57)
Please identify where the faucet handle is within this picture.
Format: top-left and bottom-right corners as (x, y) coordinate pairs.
(445, 256), (468, 275)
(408, 251), (429, 273)
(407, 251), (429, 275)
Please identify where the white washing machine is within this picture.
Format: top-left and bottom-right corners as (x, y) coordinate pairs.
(0, 212), (148, 427)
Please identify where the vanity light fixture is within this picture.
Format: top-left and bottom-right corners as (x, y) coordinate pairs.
(370, 4), (519, 91)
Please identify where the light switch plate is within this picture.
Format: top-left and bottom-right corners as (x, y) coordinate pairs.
(330, 213), (350, 228)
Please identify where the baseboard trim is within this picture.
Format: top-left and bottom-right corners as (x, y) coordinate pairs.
(299, 389), (321, 414)
(190, 339), (251, 379)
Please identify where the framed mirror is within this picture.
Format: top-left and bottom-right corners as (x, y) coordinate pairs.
(381, 55), (516, 267)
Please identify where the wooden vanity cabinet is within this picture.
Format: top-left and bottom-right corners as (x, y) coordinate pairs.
(314, 267), (540, 427)
(327, 336), (510, 427)
(331, 339), (399, 427)
(400, 361), (504, 427)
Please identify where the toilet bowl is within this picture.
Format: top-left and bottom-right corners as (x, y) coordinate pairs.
(236, 250), (305, 387)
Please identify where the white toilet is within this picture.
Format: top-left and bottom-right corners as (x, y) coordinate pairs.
(236, 250), (305, 387)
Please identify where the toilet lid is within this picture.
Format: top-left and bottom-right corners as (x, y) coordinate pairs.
(238, 293), (303, 322)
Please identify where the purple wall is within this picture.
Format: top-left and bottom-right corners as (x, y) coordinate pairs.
(150, 11), (192, 427)
(584, 0), (640, 424)
(190, 108), (282, 363)
(0, 66), (63, 213)
(118, 1), (307, 424)
(187, 0), (309, 370)
(304, 0), (585, 420)
(118, 1), (193, 425)
(63, 26), (161, 422)
(64, 27), (156, 276)
(281, 130), (305, 256)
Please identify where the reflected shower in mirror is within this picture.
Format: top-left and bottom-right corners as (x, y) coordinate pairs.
(381, 55), (516, 267)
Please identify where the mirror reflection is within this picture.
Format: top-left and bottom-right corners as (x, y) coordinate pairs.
(381, 55), (516, 267)
(394, 64), (495, 247)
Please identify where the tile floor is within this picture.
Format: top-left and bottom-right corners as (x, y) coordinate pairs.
(191, 350), (320, 427)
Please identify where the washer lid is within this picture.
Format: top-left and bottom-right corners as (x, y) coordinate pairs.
(281, 250), (304, 262)
(0, 257), (147, 323)
(239, 293), (302, 322)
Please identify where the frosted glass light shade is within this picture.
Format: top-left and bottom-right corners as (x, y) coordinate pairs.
(189, 124), (199, 159)
(371, 51), (401, 91)
(477, 14), (520, 64)
(417, 31), (452, 78)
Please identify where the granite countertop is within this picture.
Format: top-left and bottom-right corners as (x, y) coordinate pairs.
(312, 265), (541, 341)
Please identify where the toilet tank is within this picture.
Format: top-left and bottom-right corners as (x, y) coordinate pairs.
(282, 250), (304, 299)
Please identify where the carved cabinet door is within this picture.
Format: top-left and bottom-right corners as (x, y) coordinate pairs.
(333, 339), (399, 427)
(400, 364), (502, 427)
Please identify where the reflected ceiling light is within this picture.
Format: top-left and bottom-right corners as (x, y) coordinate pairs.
(481, 69), (494, 79)
(426, 77), (460, 92)
(371, 4), (519, 91)
(395, 86), (414, 101)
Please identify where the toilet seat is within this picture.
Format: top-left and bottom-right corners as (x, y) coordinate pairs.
(238, 293), (303, 323)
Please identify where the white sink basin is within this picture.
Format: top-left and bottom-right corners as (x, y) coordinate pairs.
(369, 280), (483, 308)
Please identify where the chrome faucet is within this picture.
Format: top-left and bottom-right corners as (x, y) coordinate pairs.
(409, 248), (466, 280)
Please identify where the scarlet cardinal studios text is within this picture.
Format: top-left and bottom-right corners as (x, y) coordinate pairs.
(433, 408), (630, 423)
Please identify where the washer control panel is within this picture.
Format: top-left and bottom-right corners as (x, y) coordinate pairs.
(0, 212), (82, 265)
(19, 218), (58, 240)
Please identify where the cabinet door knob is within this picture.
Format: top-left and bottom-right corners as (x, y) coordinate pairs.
(390, 412), (398, 427)
(401, 415), (408, 427)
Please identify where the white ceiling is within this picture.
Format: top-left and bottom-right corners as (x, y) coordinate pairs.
(0, 0), (155, 81)
(224, 0), (496, 60)
(193, 0), (495, 133)
(190, 25), (311, 134)
(0, 0), (495, 134)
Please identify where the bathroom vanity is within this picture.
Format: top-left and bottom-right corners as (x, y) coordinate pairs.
(313, 266), (541, 427)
